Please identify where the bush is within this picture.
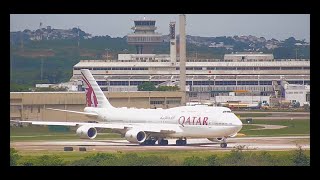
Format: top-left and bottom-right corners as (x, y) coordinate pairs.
(221, 146), (246, 166)
(10, 148), (21, 166)
(71, 153), (118, 166)
(242, 152), (279, 166)
(23, 155), (66, 166)
(206, 155), (219, 166)
(292, 146), (310, 166)
(183, 156), (207, 166)
(138, 155), (174, 166)
(138, 82), (156, 91)
(71, 153), (175, 166)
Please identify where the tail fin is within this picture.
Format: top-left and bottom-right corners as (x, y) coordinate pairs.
(81, 69), (113, 109)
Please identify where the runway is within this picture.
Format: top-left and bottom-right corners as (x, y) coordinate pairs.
(10, 136), (309, 152)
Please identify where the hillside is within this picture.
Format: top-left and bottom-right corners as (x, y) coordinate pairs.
(10, 33), (310, 91)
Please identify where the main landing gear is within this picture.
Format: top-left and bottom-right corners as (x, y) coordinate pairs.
(142, 139), (156, 145)
(158, 139), (169, 146)
(141, 138), (169, 146)
(176, 138), (187, 146)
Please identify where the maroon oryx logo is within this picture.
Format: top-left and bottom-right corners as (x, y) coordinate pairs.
(81, 74), (98, 107)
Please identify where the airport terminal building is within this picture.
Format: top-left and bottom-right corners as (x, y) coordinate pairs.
(71, 53), (310, 103)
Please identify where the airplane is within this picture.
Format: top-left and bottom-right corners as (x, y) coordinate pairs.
(12, 69), (243, 148)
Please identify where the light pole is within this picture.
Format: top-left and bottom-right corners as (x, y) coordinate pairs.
(105, 48), (110, 60)
(40, 57), (44, 81)
(195, 51), (198, 61)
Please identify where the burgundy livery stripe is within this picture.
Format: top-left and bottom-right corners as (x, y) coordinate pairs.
(81, 71), (98, 107)
(81, 72), (92, 88)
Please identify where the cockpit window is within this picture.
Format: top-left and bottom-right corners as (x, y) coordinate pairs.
(223, 111), (232, 113)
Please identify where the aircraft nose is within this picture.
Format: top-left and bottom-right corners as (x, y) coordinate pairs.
(236, 118), (243, 126)
(233, 115), (243, 131)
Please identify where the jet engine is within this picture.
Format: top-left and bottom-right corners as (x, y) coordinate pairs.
(76, 126), (97, 139)
(207, 137), (224, 142)
(125, 129), (147, 143)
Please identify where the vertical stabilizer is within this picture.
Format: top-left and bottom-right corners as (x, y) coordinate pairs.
(81, 69), (113, 109)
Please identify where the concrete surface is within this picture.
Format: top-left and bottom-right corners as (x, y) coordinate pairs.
(10, 136), (310, 152)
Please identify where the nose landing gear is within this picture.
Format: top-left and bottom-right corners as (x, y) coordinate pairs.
(220, 137), (228, 148)
(220, 143), (227, 148)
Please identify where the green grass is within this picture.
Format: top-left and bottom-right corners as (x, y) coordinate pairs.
(239, 119), (310, 136)
(10, 126), (120, 141)
(10, 133), (121, 141)
(240, 125), (261, 131)
(235, 113), (273, 117)
(10, 126), (74, 136)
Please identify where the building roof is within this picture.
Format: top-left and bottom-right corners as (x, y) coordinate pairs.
(74, 61), (310, 67)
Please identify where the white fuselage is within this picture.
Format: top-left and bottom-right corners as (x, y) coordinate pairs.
(84, 106), (242, 138)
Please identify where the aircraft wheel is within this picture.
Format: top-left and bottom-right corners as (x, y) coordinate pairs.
(163, 140), (168, 145)
(183, 140), (187, 145)
(220, 143), (227, 148)
(151, 140), (156, 145)
(159, 139), (168, 146)
(176, 139), (186, 146)
(176, 140), (182, 145)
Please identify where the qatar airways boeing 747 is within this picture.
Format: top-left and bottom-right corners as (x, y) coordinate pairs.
(13, 69), (242, 148)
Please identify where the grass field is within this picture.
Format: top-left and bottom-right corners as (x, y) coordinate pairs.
(235, 113), (273, 117)
(239, 119), (310, 136)
(10, 126), (121, 141)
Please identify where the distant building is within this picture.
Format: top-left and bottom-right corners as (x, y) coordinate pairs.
(35, 84), (54, 88)
(224, 52), (274, 62)
(209, 42), (233, 50)
(127, 19), (162, 54)
(283, 82), (310, 106)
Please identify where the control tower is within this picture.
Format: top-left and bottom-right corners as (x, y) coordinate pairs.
(127, 19), (162, 54)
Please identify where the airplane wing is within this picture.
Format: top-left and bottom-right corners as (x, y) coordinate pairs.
(46, 108), (99, 118)
(11, 120), (183, 134)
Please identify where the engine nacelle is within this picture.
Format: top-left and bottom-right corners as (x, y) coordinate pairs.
(125, 129), (147, 143)
(76, 126), (97, 139)
(207, 137), (224, 142)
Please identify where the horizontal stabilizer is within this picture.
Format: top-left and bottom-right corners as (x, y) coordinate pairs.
(46, 108), (98, 118)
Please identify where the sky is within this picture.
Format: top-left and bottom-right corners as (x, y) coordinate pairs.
(10, 14), (310, 41)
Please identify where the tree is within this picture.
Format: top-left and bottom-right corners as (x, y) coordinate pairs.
(34, 86), (68, 92)
(138, 82), (156, 91)
(292, 146), (310, 166)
